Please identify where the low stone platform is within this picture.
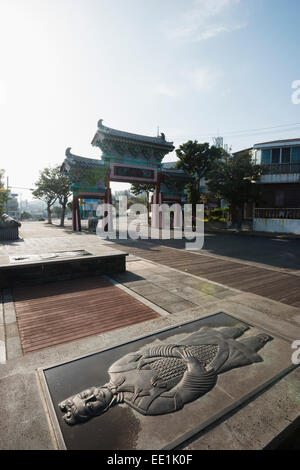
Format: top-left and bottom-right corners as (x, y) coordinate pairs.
(0, 250), (127, 287)
(39, 312), (297, 450)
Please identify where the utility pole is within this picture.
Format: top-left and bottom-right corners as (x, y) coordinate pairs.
(6, 175), (9, 214)
(19, 193), (22, 221)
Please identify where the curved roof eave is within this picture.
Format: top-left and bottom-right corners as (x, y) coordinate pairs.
(91, 120), (174, 150)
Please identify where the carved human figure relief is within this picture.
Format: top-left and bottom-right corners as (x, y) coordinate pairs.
(59, 324), (272, 425)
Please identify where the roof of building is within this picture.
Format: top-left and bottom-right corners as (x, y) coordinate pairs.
(92, 120), (174, 149)
(162, 161), (178, 169)
(253, 138), (300, 148)
(232, 147), (253, 155)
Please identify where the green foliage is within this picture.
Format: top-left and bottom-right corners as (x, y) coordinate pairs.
(32, 166), (71, 225)
(186, 182), (199, 205)
(207, 207), (229, 222)
(53, 206), (63, 217)
(207, 150), (263, 208)
(176, 141), (224, 179)
(32, 167), (60, 205)
(131, 183), (155, 197)
(55, 171), (72, 206)
(175, 141), (224, 205)
(0, 169), (10, 216)
(21, 211), (32, 220)
(131, 183), (154, 219)
(131, 195), (147, 205)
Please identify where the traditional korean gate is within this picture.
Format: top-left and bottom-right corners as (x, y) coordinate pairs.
(61, 120), (191, 231)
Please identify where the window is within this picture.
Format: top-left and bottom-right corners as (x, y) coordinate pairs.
(281, 147), (291, 163)
(291, 147), (300, 163)
(271, 148), (280, 164)
(261, 149), (271, 164)
(255, 150), (261, 164)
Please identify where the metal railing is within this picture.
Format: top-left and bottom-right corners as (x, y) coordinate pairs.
(263, 163), (300, 174)
(255, 208), (300, 219)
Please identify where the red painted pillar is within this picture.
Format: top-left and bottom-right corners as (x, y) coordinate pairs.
(77, 198), (81, 232)
(72, 196), (81, 232)
(104, 171), (112, 232)
(72, 195), (76, 231)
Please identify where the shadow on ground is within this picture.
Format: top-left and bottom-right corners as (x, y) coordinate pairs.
(15, 221), (300, 272)
(11, 272), (146, 302)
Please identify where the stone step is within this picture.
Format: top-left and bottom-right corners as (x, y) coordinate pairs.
(0, 252), (127, 288)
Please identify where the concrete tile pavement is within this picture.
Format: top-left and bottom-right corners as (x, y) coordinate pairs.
(185, 367), (300, 450)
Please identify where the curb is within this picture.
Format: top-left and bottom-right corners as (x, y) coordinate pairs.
(0, 292), (6, 363)
(204, 228), (300, 240)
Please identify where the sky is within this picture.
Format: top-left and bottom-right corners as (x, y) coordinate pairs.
(1, 0), (300, 200)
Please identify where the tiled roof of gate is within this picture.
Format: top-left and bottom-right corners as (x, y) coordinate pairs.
(61, 148), (104, 171)
(162, 168), (193, 180)
(92, 120), (175, 149)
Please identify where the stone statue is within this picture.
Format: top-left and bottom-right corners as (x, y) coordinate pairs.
(0, 214), (21, 228)
(59, 324), (272, 425)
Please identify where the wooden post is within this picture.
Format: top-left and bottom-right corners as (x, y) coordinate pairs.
(72, 195), (76, 231)
(77, 198), (81, 232)
(72, 196), (81, 232)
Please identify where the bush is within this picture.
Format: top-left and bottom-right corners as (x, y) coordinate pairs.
(207, 207), (229, 222)
(21, 211), (32, 220)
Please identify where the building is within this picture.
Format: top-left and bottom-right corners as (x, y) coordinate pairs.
(79, 198), (100, 219)
(253, 138), (300, 234)
(7, 193), (19, 219)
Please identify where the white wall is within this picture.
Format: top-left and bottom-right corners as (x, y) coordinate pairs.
(253, 218), (300, 234)
(260, 173), (300, 184)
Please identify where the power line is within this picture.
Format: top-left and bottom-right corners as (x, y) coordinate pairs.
(221, 126), (300, 140)
(8, 186), (34, 191)
(169, 121), (300, 140)
(170, 122), (300, 138)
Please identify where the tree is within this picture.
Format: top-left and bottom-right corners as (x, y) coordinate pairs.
(0, 169), (9, 216)
(55, 171), (72, 227)
(32, 166), (71, 226)
(53, 206), (63, 219)
(207, 150), (264, 230)
(131, 183), (155, 222)
(21, 211), (32, 220)
(175, 141), (224, 210)
(32, 167), (60, 224)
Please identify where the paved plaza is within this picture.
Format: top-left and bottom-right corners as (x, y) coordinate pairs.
(0, 222), (299, 450)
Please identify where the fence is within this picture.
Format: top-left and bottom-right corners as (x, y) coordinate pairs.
(263, 163), (300, 174)
(254, 208), (300, 220)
